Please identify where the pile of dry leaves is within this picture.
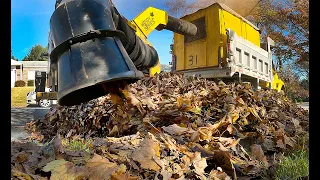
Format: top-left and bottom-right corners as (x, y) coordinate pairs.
(12, 72), (309, 180)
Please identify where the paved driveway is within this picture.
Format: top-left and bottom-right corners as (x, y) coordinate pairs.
(297, 102), (309, 111)
(11, 107), (50, 141)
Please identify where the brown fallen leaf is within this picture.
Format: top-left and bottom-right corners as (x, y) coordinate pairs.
(250, 144), (269, 167)
(53, 134), (64, 159)
(232, 112), (240, 123)
(209, 169), (232, 180)
(221, 138), (240, 149)
(198, 127), (213, 141)
(245, 163), (262, 176)
(181, 155), (191, 169)
(210, 115), (229, 130)
(108, 125), (119, 136)
(227, 124), (233, 134)
(283, 135), (295, 148)
(172, 163), (184, 177)
(12, 167), (47, 180)
(141, 97), (157, 109)
(261, 137), (276, 151)
(226, 114), (233, 124)
(86, 154), (126, 180)
(192, 152), (207, 179)
(176, 97), (192, 111)
(11, 169), (32, 180)
(236, 97), (246, 106)
(291, 118), (302, 129)
(110, 93), (123, 105)
(111, 172), (140, 180)
(190, 131), (200, 142)
(161, 135), (178, 152)
(248, 107), (262, 121)
(29, 132), (44, 142)
(162, 124), (188, 135)
(122, 90), (144, 113)
(163, 171), (174, 180)
(42, 159), (88, 180)
(276, 139), (285, 149)
(15, 152), (30, 163)
(259, 107), (267, 117)
(199, 88), (209, 96)
(173, 116), (190, 125)
(208, 150), (237, 180)
(190, 106), (202, 114)
(131, 136), (161, 171)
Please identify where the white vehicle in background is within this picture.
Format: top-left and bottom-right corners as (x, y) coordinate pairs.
(26, 87), (57, 108)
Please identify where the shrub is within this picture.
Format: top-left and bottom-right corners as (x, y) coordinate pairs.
(27, 80), (34, 87)
(14, 80), (26, 87)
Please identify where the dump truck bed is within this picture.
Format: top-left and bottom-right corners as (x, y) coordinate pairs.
(179, 29), (273, 84)
(172, 3), (274, 86)
(173, 3), (261, 71)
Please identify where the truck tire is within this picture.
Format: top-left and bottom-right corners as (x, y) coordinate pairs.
(38, 99), (52, 108)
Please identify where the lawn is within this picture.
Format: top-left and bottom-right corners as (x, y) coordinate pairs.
(11, 87), (34, 108)
(275, 149), (309, 180)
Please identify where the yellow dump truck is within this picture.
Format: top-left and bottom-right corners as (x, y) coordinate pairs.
(171, 3), (284, 91)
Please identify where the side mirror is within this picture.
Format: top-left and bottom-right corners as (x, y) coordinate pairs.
(226, 28), (235, 41)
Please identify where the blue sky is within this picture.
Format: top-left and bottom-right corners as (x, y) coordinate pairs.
(11, 0), (173, 65)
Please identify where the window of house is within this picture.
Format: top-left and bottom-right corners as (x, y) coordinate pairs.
(28, 70), (36, 80)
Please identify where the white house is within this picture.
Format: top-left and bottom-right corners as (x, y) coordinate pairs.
(21, 61), (48, 82)
(11, 59), (23, 87)
(11, 60), (49, 87)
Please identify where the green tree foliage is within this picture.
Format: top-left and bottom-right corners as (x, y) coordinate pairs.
(279, 64), (309, 102)
(22, 44), (49, 61)
(11, 50), (19, 61)
(300, 78), (309, 91)
(11, 55), (18, 61)
(251, 0), (309, 76)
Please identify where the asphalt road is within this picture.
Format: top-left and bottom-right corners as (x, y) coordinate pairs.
(11, 107), (50, 142)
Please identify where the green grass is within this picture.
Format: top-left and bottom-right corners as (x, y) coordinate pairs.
(275, 149), (309, 180)
(260, 134), (309, 180)
(63, 138), (93, 153)
(296, 133), (309, 151)
(11, 87), (34, 108)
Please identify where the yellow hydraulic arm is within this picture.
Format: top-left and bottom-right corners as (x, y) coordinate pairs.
(125, 7), (197, 76)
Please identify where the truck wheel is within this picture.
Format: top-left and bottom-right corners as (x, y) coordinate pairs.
(38, 99), (52, 108)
